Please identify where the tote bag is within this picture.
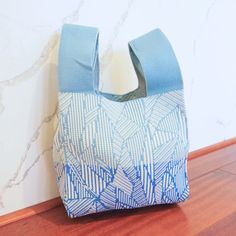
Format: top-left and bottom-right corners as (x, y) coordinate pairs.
(53, 24), (189, 218)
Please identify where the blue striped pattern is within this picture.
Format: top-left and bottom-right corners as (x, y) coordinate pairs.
(53, 89), (189, 218)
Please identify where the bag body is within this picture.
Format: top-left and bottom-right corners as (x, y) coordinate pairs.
(53, 24), (189, 218)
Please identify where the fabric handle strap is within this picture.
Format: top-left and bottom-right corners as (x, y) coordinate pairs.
(58, 24), (99, 93)
(58, 25), (183, 96)
(128, 29), (183, 95)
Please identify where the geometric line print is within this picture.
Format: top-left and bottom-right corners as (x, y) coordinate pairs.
(53, 89), (189, 218)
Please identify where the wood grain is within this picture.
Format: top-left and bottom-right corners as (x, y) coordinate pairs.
(188, 137), (236, 160)
(0, 198), (62, 227)
(0, 143), (236, 235)
(188, 144), (236, 180)
(198, 212), (236, 236)
(220, 160), (236, 175)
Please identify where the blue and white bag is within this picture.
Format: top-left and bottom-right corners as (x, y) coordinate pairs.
(53, 24), (189, 218)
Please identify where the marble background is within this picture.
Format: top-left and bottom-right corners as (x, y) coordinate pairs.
(0, 0), (236, 216)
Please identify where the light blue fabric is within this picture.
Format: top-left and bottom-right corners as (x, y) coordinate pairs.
(53, 24), (189, 218)
(58, 24), (99, 93)
(58, 25), (183, 98)
(129, 29), (183, 96)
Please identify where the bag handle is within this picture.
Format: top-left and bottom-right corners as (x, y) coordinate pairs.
(58, 24), (99, 93)
(58, 25), (183, 97)
(128, 29), (183, 96)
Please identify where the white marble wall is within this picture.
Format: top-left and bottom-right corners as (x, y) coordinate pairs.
(0, 0), (236, 216)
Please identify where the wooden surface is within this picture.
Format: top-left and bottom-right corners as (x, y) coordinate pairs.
(188, 137), (236, 160)
(1, 144), (236, 236)
(0, 198), (62, 227)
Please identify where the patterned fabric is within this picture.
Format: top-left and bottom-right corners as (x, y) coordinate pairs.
(53, 90), (189, 217)
(53, 24), (189, 218)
